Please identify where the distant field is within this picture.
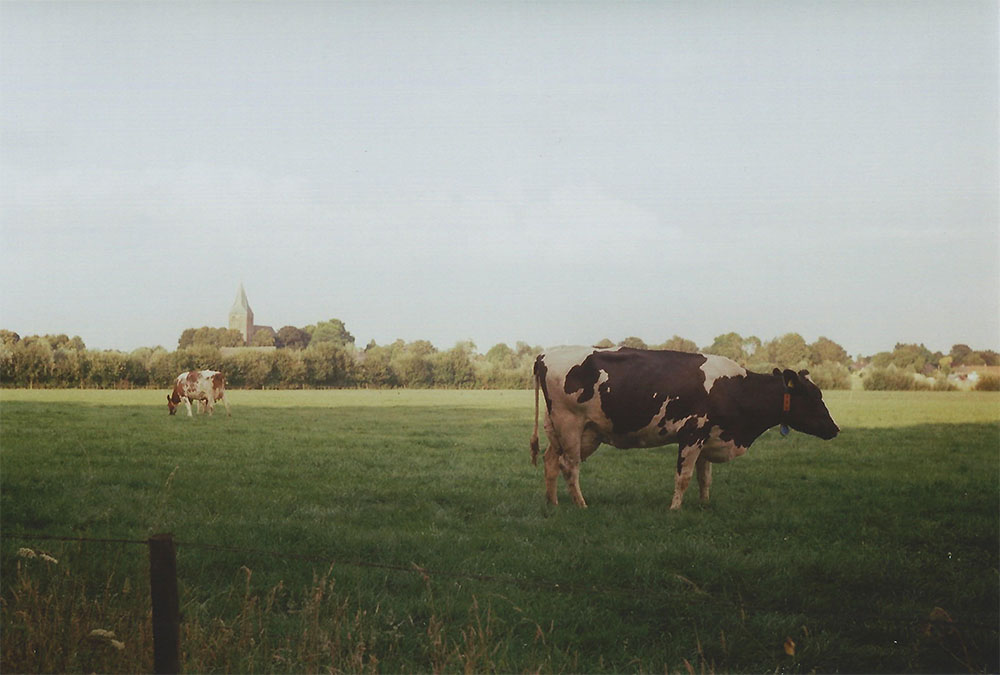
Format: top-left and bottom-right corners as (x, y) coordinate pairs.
(2, 389), (998, 673)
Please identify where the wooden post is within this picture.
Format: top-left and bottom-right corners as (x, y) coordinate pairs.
(148, 533), (180, 674)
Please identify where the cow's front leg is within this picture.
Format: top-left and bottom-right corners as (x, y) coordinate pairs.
(671, 444), (702, 510)
(696, 456), (713, 504)
(182, 397), (194, 417)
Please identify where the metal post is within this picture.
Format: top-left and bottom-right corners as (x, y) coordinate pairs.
(148, 533), (180, 674)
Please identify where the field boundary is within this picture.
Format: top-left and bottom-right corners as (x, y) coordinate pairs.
(7, 530), (664, 599)
(7, 530), (995, 630)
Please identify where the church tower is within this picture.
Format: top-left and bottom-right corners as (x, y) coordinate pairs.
(228, 283), (254, 345)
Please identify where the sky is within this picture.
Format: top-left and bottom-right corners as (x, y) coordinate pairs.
(1, 1), (997, 357)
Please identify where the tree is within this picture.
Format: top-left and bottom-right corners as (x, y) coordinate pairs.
(0, 342), (14, 384)
(594, 338), (614, 348)
(52, 348), (83, 387)
(148, 349), (180, 387)
(13, 340), (53, 387)
(37, 334), (84, 350)
(888, 343), (935, 371)
(178, 328), (196, 349)
(407, 340), (437, 357)
(432, 342), (477, 388)
(392, 350), (434, 387)
(303, 342), (355, 386)
(358, 344), (397, 387)
(619, 337), (648, 349)
(485, 343), (516, 366)
(0, 329), (20, 347)
(656, 336), (699, 353)
(174, 345), (223, 372)
(310, 319), (355, 348)
(90, 351), (128, 388)
(809, 337), (849, 366)
(950, 344), (989, 367)
(225, 350), (273, 389)
(807, 361), (851, 390)
(178, 327), (243, 349)
(217, 328), (245, 347)
(276, 325), (311, 350)
(515, 342), (539, 357)
(703, 333), (746, 362)
(270, 350), (306, 388)
(761, 333), (809, 367)
(251, 329), (275, 347)
(124, 352), (150, 387)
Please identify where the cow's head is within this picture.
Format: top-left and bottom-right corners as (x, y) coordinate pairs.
(166, 393), (180, 415)
(775, 369), (839, 440)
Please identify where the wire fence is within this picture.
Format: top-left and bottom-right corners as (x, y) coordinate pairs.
(6, 528), (999, 674)
(7, 529), (996, 630)
(6, 530), (627, 597)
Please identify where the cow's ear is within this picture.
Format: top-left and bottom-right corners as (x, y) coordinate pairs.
(772, 368), (782, 378)
(782, 369), (799, 390)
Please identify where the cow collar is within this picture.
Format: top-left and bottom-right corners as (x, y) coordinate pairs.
(780, 387), (792, 438)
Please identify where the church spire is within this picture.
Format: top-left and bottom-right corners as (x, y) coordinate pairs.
(230, 282), (252, 315)
(228, 283), (254, 344)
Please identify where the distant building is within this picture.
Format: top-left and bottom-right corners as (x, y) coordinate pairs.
(228, 284), (274, 346)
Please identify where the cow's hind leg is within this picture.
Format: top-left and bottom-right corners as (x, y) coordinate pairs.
(543, 421), (598, 508)
(561, 454), (586, 508)
(543, 443), (562, 505)
(696, 456), (713, 504)
(220, 393), (231, 417)
(559, 428), (595, 508)
(542, 417), (562, 504)
(562, 427), (603, 507)
(671, 444), (702, 510)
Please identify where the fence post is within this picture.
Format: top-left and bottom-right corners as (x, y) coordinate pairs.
(148, 533), (180, 674)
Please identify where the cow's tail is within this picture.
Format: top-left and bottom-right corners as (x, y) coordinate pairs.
(530, 360), (541, 466)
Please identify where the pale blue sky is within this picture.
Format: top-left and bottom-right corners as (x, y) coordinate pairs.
(2, 1), (997, 355)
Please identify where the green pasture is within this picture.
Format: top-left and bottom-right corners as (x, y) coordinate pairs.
(1, 389), (998, 673)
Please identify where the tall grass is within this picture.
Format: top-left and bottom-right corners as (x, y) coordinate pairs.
(3, 546), (568, 673)
(2, 389), (998, 672)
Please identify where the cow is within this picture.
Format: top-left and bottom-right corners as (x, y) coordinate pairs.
(166, 370), (231, 417)
(530, 346), (838, 509)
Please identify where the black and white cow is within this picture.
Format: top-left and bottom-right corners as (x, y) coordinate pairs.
(530, 346), (838, 509)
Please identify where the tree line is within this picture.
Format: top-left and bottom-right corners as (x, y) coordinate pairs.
(1, 325), (997, 391)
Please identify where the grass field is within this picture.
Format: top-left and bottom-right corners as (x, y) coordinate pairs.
(2, 388), (998, 673)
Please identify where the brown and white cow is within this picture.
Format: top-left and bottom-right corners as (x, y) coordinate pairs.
(167, 370), (231, 417)
(530, 346), (838, 509)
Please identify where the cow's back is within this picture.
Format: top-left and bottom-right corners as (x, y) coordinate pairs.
(538, 346), (749, 446)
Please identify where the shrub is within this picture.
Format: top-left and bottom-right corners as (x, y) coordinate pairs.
(975, 374), (1000, 391)
(223, 350), (274, 389)
(863, 367), (916, 391)
(807, 361), (851, 390)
